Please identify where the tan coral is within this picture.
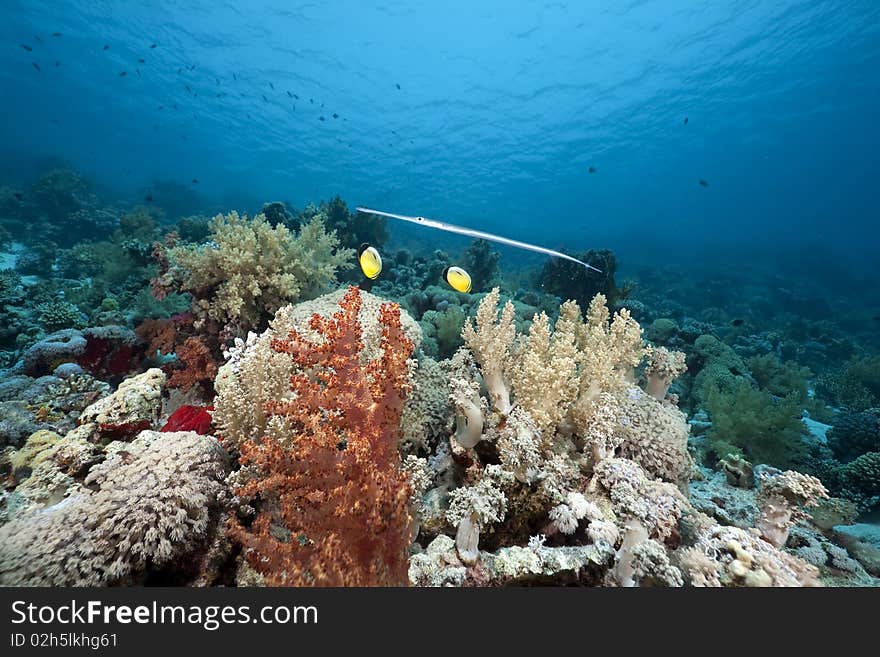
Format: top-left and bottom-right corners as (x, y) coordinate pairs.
(644, 346), (688, 401)
(461, 287), (517, 414)
(157, 211), (353, 338)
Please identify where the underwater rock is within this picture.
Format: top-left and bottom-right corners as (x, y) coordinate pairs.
(19, 326), (142, 378)
(832, 524), (880, 576)
(0, 402), (40, 449)
(408, 534), (614, 586)
(689, 468), (759, 528)
(809, 496), (859, 531)
(77, 368), (166, 441)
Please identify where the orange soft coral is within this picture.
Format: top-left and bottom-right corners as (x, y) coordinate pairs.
(167, 335), (218, 391)
(228, 286), (414, 586)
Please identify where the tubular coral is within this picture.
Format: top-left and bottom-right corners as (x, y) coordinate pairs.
(227, 286), (415, 586)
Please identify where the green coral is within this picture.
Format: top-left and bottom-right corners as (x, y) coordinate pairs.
(747, 354), (811, 399)
(835, 452), (880, 512)
(691, 334), (749, 406)
(159, 211), (353, 337)
(296, 196), (388, 251)
(646, 318), (678, 345)
(421, 305), (466, 359)
(706, 380), (807, 469)
(35, 301), (83, 332)
(816, 355), (880, 411)
(461, 239), (499, 292)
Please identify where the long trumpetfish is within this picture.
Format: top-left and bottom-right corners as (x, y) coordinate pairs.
(355, 207), (602, 273)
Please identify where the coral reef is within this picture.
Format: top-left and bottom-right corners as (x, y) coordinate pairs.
(227, 286), (414, 586)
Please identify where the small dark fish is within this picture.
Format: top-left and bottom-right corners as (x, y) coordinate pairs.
(332, 113), (338, 119)
(319, 115), (325, 121)
(186, 85), (192, 93)
(177, 67), (182, 74)
(588, 166), (597, 173)
(157, 105), (164, 110)
(286, 90), (292, 98)
(119, 70), (127, 76)
(699, 179), (709, 187)
(262, 94), (268, 102)
(173, 103), (178, 110)
(150, 43), (157, 49)
(12, 192), (23, 201)
(269, 82), (274, 89)
(52, 33), (62, 38)
(49, 118), (58, 124)
(54, 60), (60, 67)
(191, 178), (198, 184)
(20, 44), (33, 52)
(144, 193), (153, 202)
(188, 64), (196, 70)
(232, 72), (237, 80)
(731, 318), (744, 327)
(684, 116), (689, 125)
(103, 44), (109, 50)
(309, 98), (313, 103)
(136, 68), (141, 77)
(216, 92), (222, 98)
(396, 83), (401, 90)
(32, 62), (40, 71)
(138, 58), (145, 64)
(34, 36), (43, 43)
(215, 77), (220, 85)
(873, 316), (880, 322)
(293, 93), (299, 99)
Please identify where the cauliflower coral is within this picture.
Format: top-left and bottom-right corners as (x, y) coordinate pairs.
(153, 211), (353, 340)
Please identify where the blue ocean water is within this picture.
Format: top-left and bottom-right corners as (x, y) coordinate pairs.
(2, 1), (878, 270)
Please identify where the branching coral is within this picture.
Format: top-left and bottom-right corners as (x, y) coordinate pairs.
(461, 288), (517, 414)
(152, 211), (352, 339)
(510, 304), (580, 437)
(227, 286), (415, 586)
(706, 380), (807, 468)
